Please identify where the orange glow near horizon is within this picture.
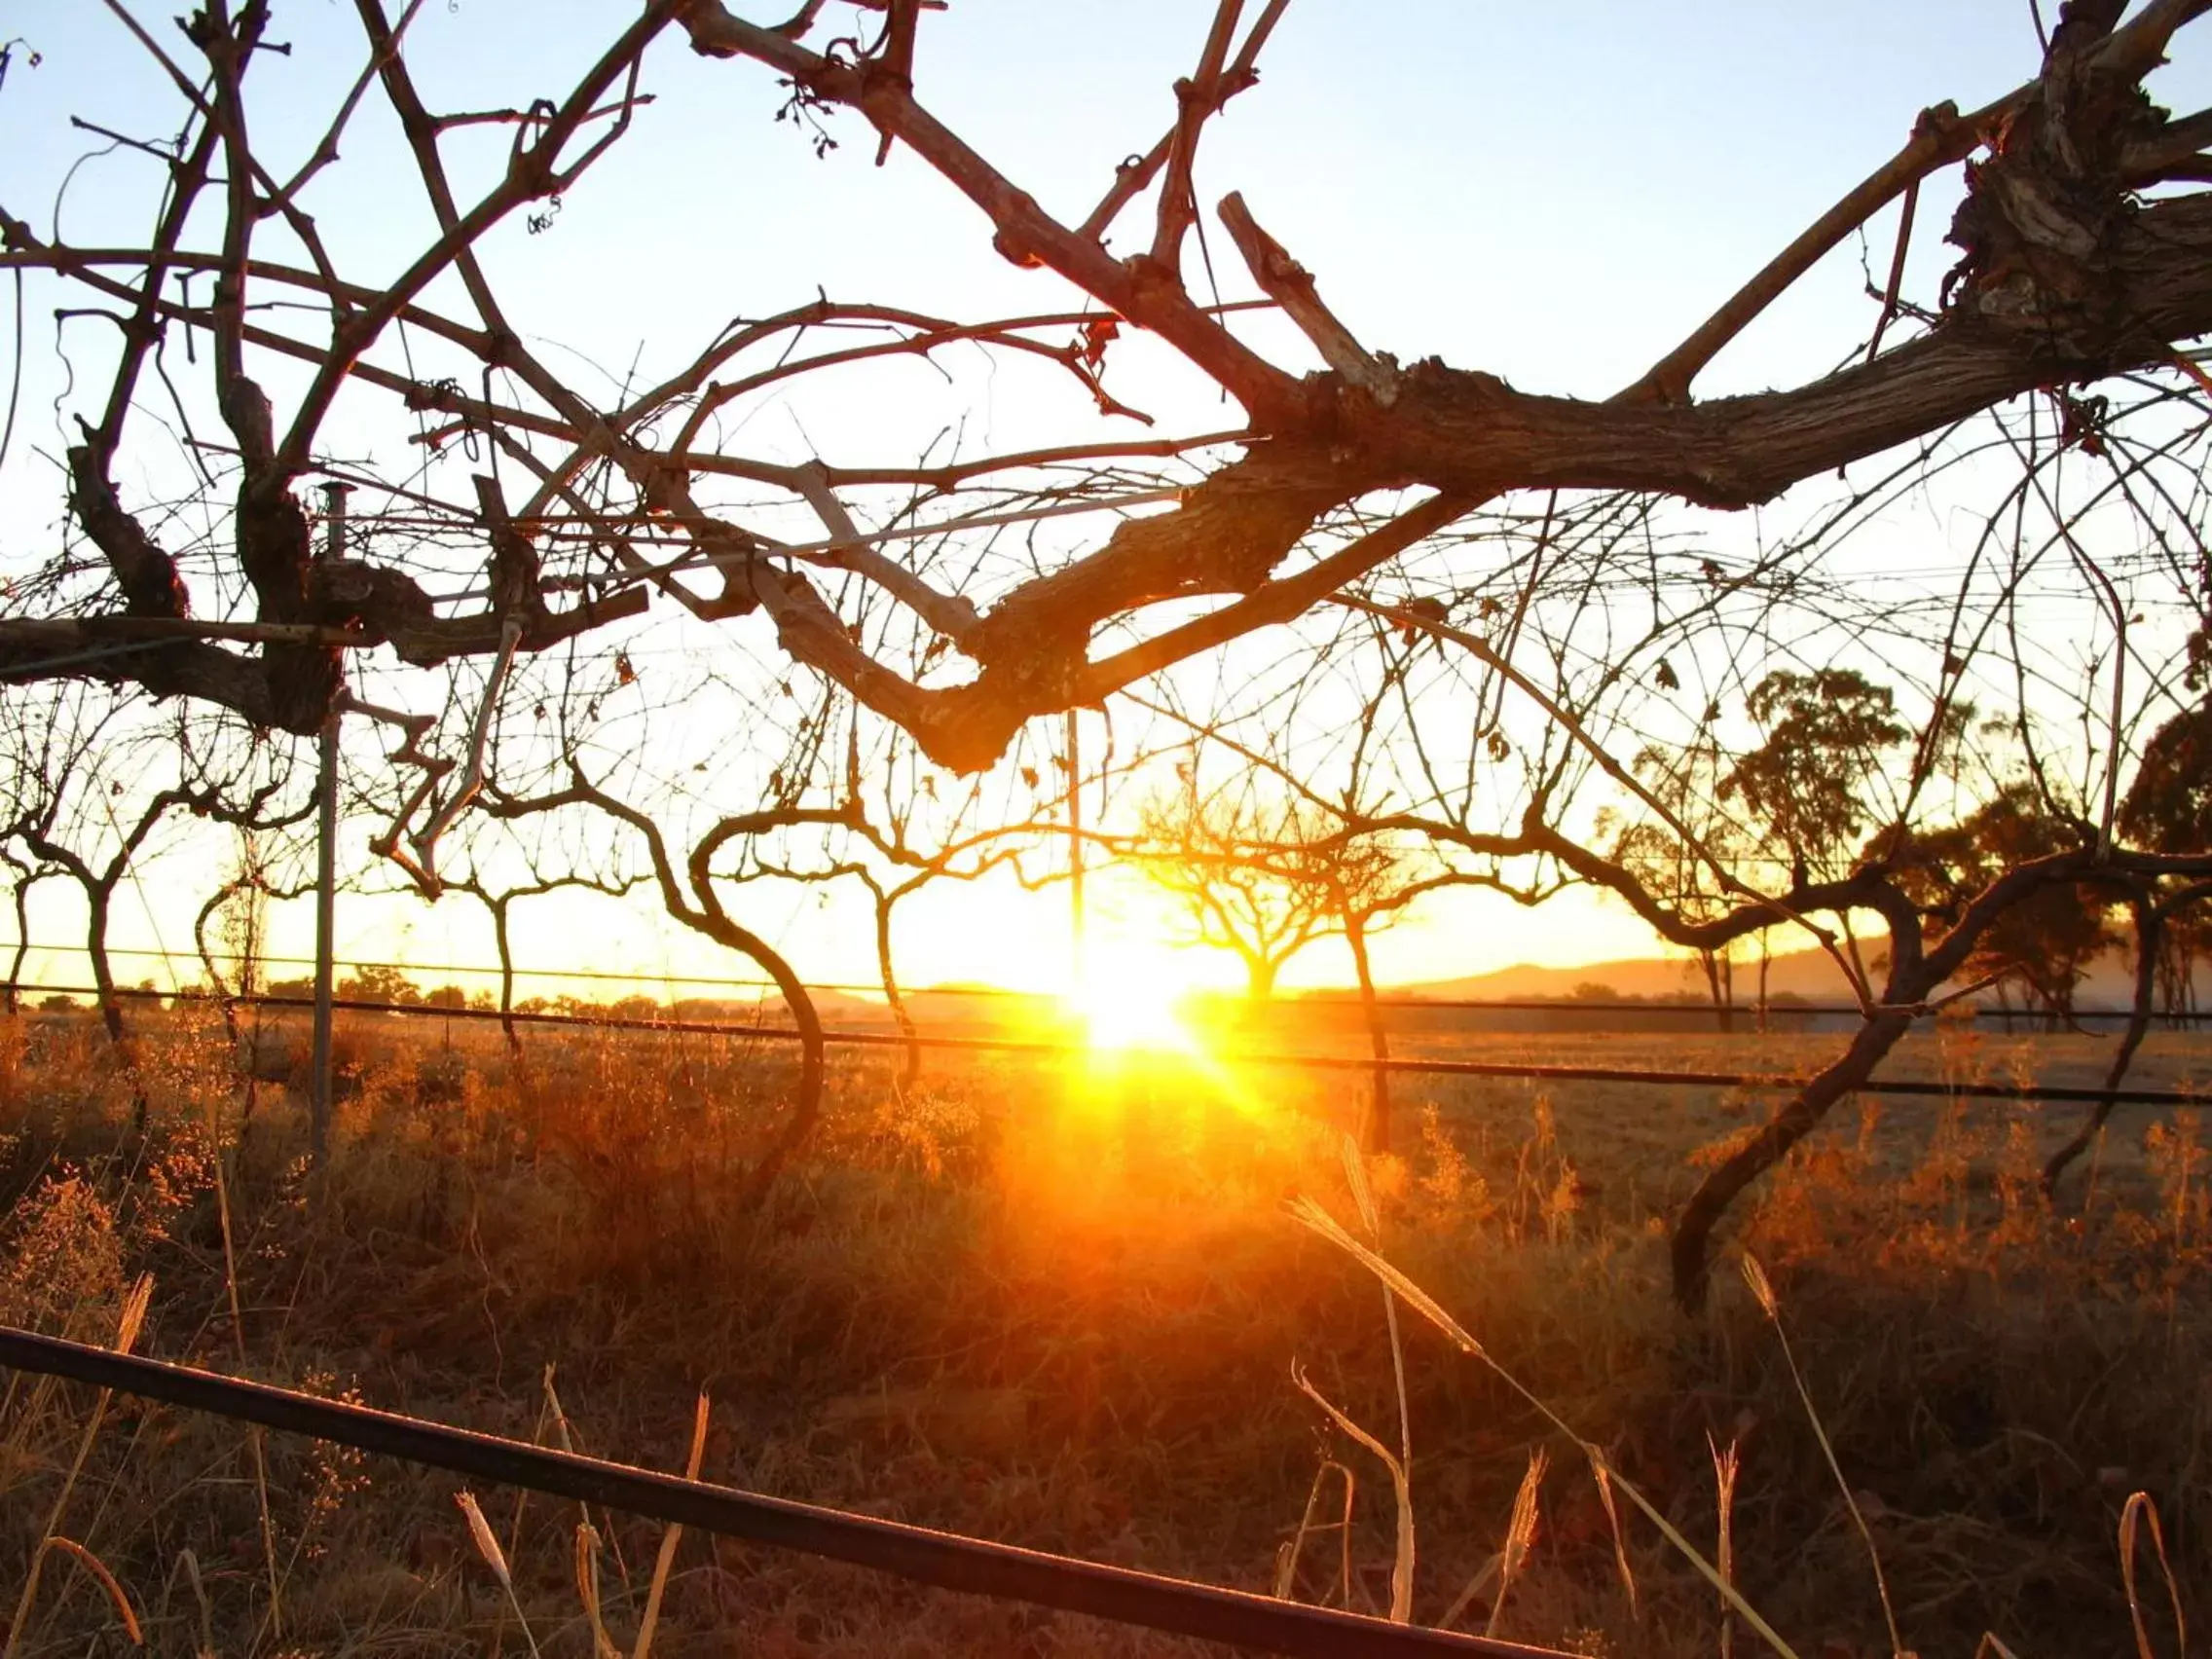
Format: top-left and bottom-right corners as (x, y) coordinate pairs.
(1062, 939), (1210, 1053)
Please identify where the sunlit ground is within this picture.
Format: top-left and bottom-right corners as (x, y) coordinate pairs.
(8, 1006), (2208, 1657)
(1044, 942), (1283, 1180)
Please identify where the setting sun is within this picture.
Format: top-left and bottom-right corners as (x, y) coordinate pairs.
(1065, 943), (1207, 1052)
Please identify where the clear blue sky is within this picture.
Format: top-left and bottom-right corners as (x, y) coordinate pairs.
(15, 2), (2188, 403)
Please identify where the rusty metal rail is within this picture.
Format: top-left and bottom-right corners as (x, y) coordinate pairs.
(0, 1326), (1566, 1659)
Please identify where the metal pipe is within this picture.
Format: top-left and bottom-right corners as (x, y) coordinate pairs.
(310, 481), (353, 1165)
(0, 1327), (1563, 1659)
(1066, 708), (1085, 992)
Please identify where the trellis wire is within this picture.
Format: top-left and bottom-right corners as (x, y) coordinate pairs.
(13, 981), (2207, 1109)
(18, 940), (2208, 1021)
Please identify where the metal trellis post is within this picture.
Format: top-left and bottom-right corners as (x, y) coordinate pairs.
(310, 481), (352, 1166)
(1066, 709), (1085, 993)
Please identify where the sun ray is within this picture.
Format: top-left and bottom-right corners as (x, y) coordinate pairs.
(1067, 956), (1199, 1052)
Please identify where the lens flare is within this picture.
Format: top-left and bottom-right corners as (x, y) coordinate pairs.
(1065, 945), (1202, 1051)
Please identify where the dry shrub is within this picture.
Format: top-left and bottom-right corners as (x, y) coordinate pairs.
(0, 1015), (28, 1104)
(0, 1173), (124, 1337)
(0, 1014), (2204, 1658)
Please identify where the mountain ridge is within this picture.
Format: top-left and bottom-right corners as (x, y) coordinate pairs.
(1383, 944), (2143, 1008)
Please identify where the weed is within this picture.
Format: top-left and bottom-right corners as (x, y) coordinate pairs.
(0, 1009), (2202, 1655)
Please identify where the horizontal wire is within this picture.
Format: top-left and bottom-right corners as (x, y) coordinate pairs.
(19, 943), (2205, 1020)
(16, 983), (2208, 1105)
(603, 485), (1189, 591)
(0, 637), (172, 679)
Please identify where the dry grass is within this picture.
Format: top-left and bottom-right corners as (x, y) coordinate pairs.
(0, 1000), (2205, 1657)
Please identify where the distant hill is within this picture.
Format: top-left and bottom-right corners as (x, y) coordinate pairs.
(1386, 944), (2143, 1010)
(1391, 946), (1850, 1005)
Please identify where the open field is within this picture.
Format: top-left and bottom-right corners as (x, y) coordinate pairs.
(0, 1005), (2206, 1657)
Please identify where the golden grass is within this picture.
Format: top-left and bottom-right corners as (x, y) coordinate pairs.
(0, 999), (2205, 1656)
